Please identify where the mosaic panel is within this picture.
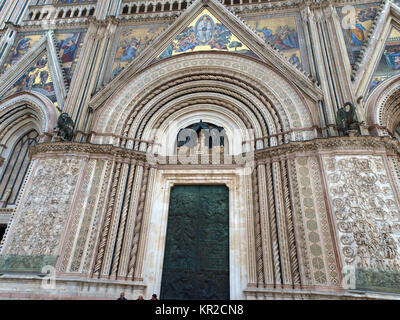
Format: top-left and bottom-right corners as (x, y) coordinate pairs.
(157, 9), (256, 61)
(245, 14), (309, 72)
(368, 27), (400, 95)
(0, 33), (43, 73)
(54, 31), (85, 86)
(336, 3), (379, 66)
(1, 54), (58, 106)
(110, 24), (167, 77)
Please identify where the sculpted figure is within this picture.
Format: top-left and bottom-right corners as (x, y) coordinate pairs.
(336, 102), (359, 135)
(54, 112), (74, 141)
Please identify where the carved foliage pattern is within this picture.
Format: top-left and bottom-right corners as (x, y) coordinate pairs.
(289, 158), (312, 285)
(324, 155), (400, 271)
(295, 157), (327, 285)
(309, 158), (340, 286)
(4, 158), (81, 256)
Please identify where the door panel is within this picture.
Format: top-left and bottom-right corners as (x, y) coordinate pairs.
(160, 185), (229, 300)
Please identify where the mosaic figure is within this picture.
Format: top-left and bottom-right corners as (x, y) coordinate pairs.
(157, 9), (252, 61)
(195, 15), (214, 44)
(368, 27), (400, 95)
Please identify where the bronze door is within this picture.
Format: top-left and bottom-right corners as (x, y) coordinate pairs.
(160, 185), (230, 300)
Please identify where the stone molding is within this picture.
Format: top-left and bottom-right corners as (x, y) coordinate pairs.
(243, 286), (400, 300)
(254, 136), (400, 161)
(30, 136), (400, 166)
(30, 142), (148, 163)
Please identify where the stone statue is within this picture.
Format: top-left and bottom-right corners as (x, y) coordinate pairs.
(0, 188), (11, 208)
(54, 113), (74, 141)
(336, 102), (359, 136)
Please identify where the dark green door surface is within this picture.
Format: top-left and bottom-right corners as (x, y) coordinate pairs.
(160, 185), (230, 300)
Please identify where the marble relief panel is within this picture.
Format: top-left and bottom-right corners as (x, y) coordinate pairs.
(323, 155), (400, 271)
(3, 158), (82, 256)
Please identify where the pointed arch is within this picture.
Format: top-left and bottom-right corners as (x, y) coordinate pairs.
(0, 91), (57, 207)
(0, 91), (57, 141)
(365, 74), (400, 136)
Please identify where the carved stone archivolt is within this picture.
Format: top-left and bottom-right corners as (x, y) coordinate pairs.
(92, 53), (316, 145)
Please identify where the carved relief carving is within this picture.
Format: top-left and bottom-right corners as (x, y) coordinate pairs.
(324, 155), (400, 271)
(3, 158), (81, 256)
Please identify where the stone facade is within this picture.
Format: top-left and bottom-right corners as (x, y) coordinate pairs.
(0, 0), (399, 300)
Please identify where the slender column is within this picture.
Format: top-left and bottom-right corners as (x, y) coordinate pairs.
(100, 162), (130, 277)
(0, 0), (29, 29)
(110, 162), (136, 278)
(327, 4), (367, 126)
(127, 165), (150, 279)
(252, 165), (264, 286)
(117, 164), (144, 278)
(92, 161), (122, 276)
(96, 0), (122, 19)
(0, 26), (16, 68)
(272, 160), (292, 286)
(63, 19), (116, 131)
(92, 17), (119, 94)
(281, 159), (300, 286)
(257, 162), (274, 286)
(133, 166), (157, 280)
(306, 5), (337, 135)
(266, 161), (281, 286)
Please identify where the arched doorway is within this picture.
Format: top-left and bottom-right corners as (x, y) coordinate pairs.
(91, 52), (318, 299)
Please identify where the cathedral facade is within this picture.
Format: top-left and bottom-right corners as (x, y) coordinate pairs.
(0, 0), (399, 300)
